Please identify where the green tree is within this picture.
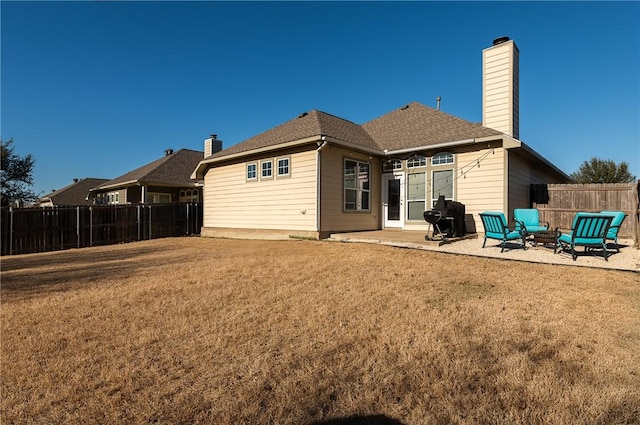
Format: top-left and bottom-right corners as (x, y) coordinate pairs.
(570, 157), (636, 184)
(1, 138), (37, 207)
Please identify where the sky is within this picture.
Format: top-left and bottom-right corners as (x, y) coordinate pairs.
(2, 1), (639, 197)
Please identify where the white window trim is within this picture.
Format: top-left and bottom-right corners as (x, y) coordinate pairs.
(432, 152), (454, 166)
(261, 159), (273, 180)
(246, 162), (258, 182)
(179, 189), (199, 203)
(148, 192), (172, 204)
(343, 159), (371, 212)
(431, 168), (455, 207)
(383, 159), (403, 173)
(276, 157), (291, 178)
(407, 155), (427, 168)
(406, 172), (426, 221)
(106, 191), (120, 205)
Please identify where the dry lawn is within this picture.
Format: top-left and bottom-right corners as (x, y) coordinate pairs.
(1, 237), (639, 425)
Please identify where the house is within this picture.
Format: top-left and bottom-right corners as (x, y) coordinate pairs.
(39, 178), (110, 207)
(89, 148), (207, 205)
(191, 37), (570, 239)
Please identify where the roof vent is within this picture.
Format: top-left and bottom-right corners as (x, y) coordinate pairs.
(298, 112), (308, 118)
(493, 36), (510, 46)
(73, 178), (79, 183)
(165, 148), (174, 156)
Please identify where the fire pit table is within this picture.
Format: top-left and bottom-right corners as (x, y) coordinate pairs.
(532, 229), (560, 249)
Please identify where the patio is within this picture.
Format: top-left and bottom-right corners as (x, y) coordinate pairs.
(327, 229), (640, 273)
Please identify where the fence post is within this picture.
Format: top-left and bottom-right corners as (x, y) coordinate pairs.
(9, 207), (14, 255)
(76, 206), (80, 248)
(148, 205), (152, 239)
(186, 203), (190, 235)
(90, 206), (93, 247)
(137, 204), (141, 241)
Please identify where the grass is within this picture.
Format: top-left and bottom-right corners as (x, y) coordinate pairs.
(1, 237), (639, 425)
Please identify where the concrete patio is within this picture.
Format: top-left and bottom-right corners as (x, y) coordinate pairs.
(326, 229), (640, 273)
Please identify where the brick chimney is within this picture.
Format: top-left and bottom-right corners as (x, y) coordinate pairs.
(482, 36), (519, 139)
(204, 134), (223, 158)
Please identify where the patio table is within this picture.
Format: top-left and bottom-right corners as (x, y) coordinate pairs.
(532, 229), (560, 249)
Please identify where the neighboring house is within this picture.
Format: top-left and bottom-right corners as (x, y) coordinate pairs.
(191, 37), (570, 239)
(89, 148), (206, 205)
(39, 178), (110, 207)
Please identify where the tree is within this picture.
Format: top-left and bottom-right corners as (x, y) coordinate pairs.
(570, 157), (636, 184)
(1, 138), (37, 207)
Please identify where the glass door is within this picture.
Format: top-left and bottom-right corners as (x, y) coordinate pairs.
(382, 174), (404, 228)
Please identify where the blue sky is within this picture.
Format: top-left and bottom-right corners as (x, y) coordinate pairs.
(2, 1), (639, 197)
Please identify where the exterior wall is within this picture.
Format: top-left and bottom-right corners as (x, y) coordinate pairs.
(146, 185), (182, 204)
(456, 147), (506, 232)
(202, 147), (318, 232)
(319, 145), (382, 233)
(126, 186), (142, 204)
(103, 189), (126, 205)
(506, 150), (568, 224)
(95, 185), (198, 205)
(483, 40), (519, 139)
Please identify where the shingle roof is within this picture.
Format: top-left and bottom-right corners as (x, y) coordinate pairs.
(41, 178), (110, 206)
(210, 110), (379, 158)
(362, 102), (503, 151)
(93, 149), (204, 190)
(210, 102), (503, 159)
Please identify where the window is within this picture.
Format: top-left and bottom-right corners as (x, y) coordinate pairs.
(247, 163), (257, 181)
(432, 152), (454, 165)
(179, 189), (199, 203)
(383, 159), (402, 172)
(106, 191), (120, 205)
(344, 159), (370, 211)
(407, 155), (427, 168)
(277, 157), (290, 177)
(149, 192), (171, 204)
(407, 173), (426, 220)
(432, 169), (454, 206)
(261, 160), (273, 179)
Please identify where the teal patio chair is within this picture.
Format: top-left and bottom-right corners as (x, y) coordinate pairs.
(556, 213), (614, 261)
(600, 211), (626, 252)
(479, 212), (527, 252)
(513, 208), (549, 234)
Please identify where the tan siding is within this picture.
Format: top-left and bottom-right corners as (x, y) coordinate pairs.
(457, 148), (506, 232)
(319, 145), (382, 232)
(203, 149), (318, 231)
(507, 150), (568, 223)
(507, 153), (535, 214)
(482, 40), (519, 138)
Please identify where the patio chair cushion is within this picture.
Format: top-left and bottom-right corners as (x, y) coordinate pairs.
(558, 233), (607, 246)
(600, 211), (626, 239)
(513, 208), (549, 233)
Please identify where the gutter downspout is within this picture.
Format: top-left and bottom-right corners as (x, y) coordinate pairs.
(316, 137), (328, 234)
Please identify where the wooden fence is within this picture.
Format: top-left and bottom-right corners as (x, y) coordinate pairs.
(532, 182), (639, 246)
(1, 203), (203, 256)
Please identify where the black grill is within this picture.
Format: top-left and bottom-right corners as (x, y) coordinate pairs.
(423, 196), (467, 240)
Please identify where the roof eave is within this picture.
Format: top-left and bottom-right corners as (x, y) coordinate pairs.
(479, 134), (570, 180)
(323, 136), (383, 156)
(383, 138), (478, 156)
(89, 180), (139, 192)
(516, 141), (571, 181)
(191, 135), (324, 179)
